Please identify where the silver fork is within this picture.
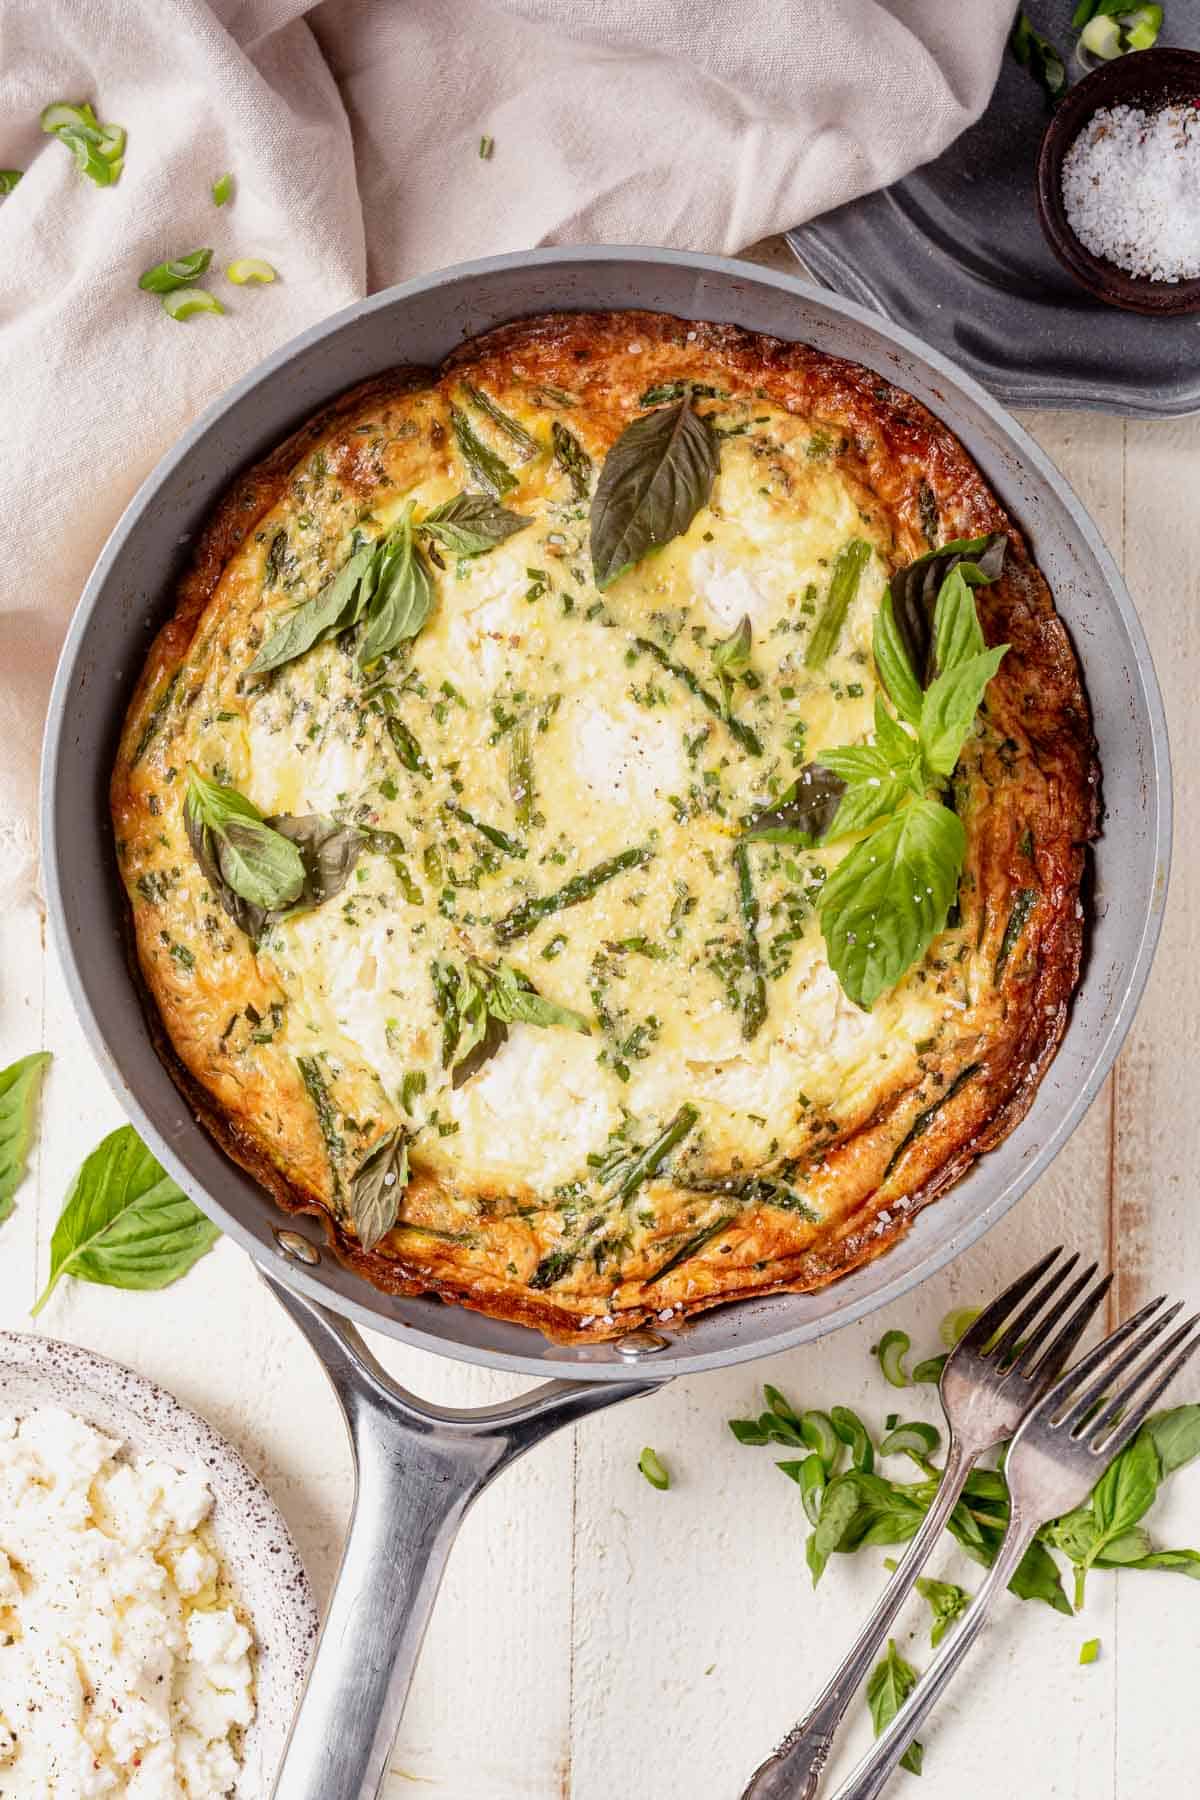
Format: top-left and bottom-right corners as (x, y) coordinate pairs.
(829, 1290), (1200, 1800)
(741, 1247), (1111, 1800)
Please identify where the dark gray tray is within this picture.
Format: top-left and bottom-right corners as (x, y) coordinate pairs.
(787, 4), (1200, 418)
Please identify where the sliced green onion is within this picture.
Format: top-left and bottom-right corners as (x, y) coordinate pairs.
(0, 170), (21, 196)
(479, 134), (494, 160)
(796, 1452), (827, 1526)
(638, 1446), (670, 1491)
(875, 1329), (911, 1388)
(830, 1406), (875, 1474)
(912, 1353), (947, 1384)
(161, 289), (225, 322)
(212, 171), (234, 206)
(40, 101), (99, 134)
(880, 1421), (941, 1466)
(226, 258), (276, 286)
(1123, 5), (1162, 50)
(139, 249), (213, 294)
(95, 123), (125, 161)
(1080, 15), (1121, 57)
(1080, 1637), (1101, 1665)
(939, 1306), (981, 1348)
(799, 1409), (842, 1474)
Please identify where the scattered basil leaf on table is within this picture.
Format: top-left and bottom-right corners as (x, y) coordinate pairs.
(0, 170), (23, 196)
(1080, 1637), (1101, 1665)
(639, 1447), (671, 1491)
(139, 249), (213, 293)
(866, 1640), (924, 1776)
(589, 398), (719, 590)
(418, 493), (528, 556)
(350, 1128), (411, 1252)
(0, 1052), (51, 1221)
(32, 1124), (219, 1315)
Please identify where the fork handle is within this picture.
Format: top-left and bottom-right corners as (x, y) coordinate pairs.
(827, 1511), (1037, 1800)
(740, 1438), (976, 1800)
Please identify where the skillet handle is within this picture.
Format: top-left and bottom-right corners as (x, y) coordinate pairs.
(265, 1276), (659, 1800)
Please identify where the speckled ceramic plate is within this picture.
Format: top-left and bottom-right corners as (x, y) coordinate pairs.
(0, 1332), (317, 1799)
(787, 3), (1200, 418)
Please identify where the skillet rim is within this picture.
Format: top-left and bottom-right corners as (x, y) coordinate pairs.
(40, 245), (1172, 1382)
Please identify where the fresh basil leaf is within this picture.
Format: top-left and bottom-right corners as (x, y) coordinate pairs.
(932, 567), (986, 675)
(1008, 1540), (1073, 1614)
(1146, 1406), (1200, 1477)
(866, 1641), (923, 1776)
(915, 1575), (971, 1648)
(1010, 10), (1068, 102)
(872, 694), (920, 769)
(590, 399), (718, 590)
(249, 541), (374, 674)
(32, 1125), (219, 1315)
(919, 645), (1008, 778)
(138, 249), (213, 294)
(873, 593), (924, 727)
(350, 1128), (410, 1252)
(825, 777), (912, 841)
(418, 492), (528, 556)
(185, 768), (306, 914)
(742, 764), (847, 845)
(270, 815), (364, 908)
(451, 405), (517, 496)
(1094, 1527), (1154, 1567)
(808, 1475), (868, 1585)
(551, 421), (592, 501)
(818, 799), (965, 1009)
(489, 971), (590, 1034)
(712, 614), (752, 720)
(358, 507), (433, 668)
(912, 1354), (947, 1384)
(805, 538), (873, 669)
(1115, 1548), (1200, 1579)
(216, 816), (308, 911)
(887, 533), (1007, 694)
(729, 1417), (771, 1446)
(0, 1053), (51, 1222)
(1091, 1427), (1160, 1545)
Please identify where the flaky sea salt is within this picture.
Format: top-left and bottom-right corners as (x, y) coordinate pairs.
(1061, 101), (1200, 282)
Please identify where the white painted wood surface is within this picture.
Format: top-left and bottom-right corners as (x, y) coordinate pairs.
(3, 236), (1198, 1798)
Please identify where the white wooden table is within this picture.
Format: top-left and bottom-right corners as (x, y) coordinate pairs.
(3, 237), (1198, 1799)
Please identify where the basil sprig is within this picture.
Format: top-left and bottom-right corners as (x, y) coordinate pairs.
(757, 538), (1009, 1010)
(419, 493), (528, 556)
(590, 398), (719, 590)
(711, 614), (752, 720)
(0, 1052), (51, 1222)
(432, 957), (591, 1088)
(184, 769), (362, 940)
(32, 1125), (219, 1315)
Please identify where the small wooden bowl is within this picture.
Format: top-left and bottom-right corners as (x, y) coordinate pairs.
(1036, 47), (1200, 315)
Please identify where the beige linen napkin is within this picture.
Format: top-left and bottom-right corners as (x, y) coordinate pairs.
(0, 0), (1012, 906)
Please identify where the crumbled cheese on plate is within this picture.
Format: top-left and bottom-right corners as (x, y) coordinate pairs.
(0, 1408), (254, 1797)
(1062, 101), (1200, 282)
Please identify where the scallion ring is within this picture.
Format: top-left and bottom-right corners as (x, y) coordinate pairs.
(638, 1446), (670, 1491)
(226, 258), (276, 286)
(939, 1306), (981, 1348)
(161, 289), (225, 322)
(139, 249), (214, 294)
(875, 1328), (912, 1388)
(879, 1420), (941, 1466)
(799, 1409), (842, 1474)
(40, 101), (99, 134)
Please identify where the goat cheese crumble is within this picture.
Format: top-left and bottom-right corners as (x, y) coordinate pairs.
(0, 1408), (254, 1797)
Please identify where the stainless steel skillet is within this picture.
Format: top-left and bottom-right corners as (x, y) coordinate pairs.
(40, 248), (1169, 1799)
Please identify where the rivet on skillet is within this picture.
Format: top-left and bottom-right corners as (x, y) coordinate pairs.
(614, 1329), (671, 1358)
(273, 1228), (321, 1266)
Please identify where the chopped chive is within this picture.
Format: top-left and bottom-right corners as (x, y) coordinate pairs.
(1080, 1638), (1100, 1666)
(939, 1306), (982, 1348)
(733, 843), (767, 1040)
(479, 134), (494, 160)
(875, 1329), (912, 1388)
(212, 171), (234, 206)
(638, 1447), (670, 1491)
